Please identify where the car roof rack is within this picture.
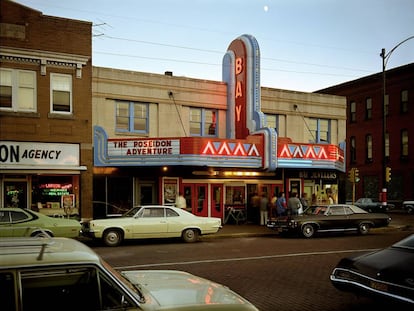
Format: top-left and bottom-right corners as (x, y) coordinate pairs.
(0, 228), (53, 261)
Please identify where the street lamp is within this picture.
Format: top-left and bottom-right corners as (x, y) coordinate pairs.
(380, 35), (414, 199)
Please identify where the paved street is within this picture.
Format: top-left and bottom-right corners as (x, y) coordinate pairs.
(89, 212), (414, 311)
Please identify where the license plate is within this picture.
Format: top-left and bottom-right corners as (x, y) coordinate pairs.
(370, 280), (388, 292)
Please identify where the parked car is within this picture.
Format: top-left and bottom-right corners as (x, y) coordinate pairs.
(81, 205), (222, 246)
(402, 200), (414, 214)
(354, 197), (395, 213)
(266, 204), (391, 238)
(330, 233), (414, 306)
(0, 207), (81, 238)
(0, 236), (259, 311)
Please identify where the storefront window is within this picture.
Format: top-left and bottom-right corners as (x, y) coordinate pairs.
(4, 181), (27, 209)
(31, 176), (74, 210)
(225, 186), (245, 205)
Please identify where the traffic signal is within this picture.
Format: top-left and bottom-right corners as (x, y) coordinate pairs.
(385, 167), (392, 182)
(354, 168), (360, 183)
(348, 168), (355, 183)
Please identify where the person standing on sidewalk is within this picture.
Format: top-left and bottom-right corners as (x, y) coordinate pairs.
(287, 192), (302, 216)
(276, 192), (287, 216)
(260, 192), (269, 225)
(176, 192), (187, 210)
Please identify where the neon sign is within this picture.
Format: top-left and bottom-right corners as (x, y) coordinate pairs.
(201, 141), (260, 157)
(278, 143), (344, 162)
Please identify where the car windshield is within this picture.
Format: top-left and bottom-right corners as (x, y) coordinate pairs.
(392, 234), (414, 250)
(122, 206), (142, 217)
(100, 259), (145, 303)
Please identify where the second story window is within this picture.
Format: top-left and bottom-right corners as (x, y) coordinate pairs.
(366, 134), (372, 162)
(350, 101), (356, 122)
(265, 114), (279, 132)
(190, 107), (217, 136)
(51, 73), (72, 113)
(401, 90), (408, 113)
(401, 129), (408, 158)
(385, 132), (389, 158)
(116, 101), (148, 133)
(365, 98), (372, 120)
(350, 136), (356, 163)
(385, 94), (389, 116)
(308, 118), (330, 143)
(0, 68), (36, 112)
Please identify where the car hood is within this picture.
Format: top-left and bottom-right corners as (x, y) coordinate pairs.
(122, 270), (257, 310)
(343, 248), (414, 286)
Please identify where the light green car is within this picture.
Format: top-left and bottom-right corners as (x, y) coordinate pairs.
(0, 237), (259, 310)
(0, 207), (81, 238)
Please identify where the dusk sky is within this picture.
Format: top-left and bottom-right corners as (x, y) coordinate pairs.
(14, 0), (414, 92)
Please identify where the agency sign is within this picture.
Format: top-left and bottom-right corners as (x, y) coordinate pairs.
(0, 141), (81, 167)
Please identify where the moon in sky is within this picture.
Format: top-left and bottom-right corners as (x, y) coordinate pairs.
(264, 5), (269, 12)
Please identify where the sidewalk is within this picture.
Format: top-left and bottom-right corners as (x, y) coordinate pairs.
(206, 211), (414, 239)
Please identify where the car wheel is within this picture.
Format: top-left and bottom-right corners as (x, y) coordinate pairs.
(103, 229), (123, 247)
(301, 224), (315, 238)
(358, 222), (370, 235)
(406, 205), (414, 214)
(31, 231), (53, 238)
(182, 228), (199, 243)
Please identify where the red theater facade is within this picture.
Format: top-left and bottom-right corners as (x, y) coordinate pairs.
(92, 35), (346, 222)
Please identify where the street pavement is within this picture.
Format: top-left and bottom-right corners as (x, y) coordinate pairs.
(206, 210), (414, 239)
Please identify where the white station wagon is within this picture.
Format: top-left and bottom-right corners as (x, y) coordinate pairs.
(0, 237), (259, 310)
(81, 205), (222, 246)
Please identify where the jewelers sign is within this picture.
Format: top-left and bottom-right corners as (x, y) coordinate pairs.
(107, 139), (180, 156)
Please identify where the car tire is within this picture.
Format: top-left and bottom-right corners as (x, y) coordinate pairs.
(182, 228), (199, 243)
(31, 231), (53, 238)
(301, 224), (315, 238)
(358, 222), (370, 235)
(103, 229), (123, 247)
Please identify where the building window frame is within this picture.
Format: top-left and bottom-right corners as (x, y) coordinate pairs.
(401, 129), (408, 158)
(385, 132), (389, 159)
(265, 114), (279, 132)
(350, 136), (356, 163)
(0, 68), (36, 113)
(401, 90), (408, 113)
(50, 73), (72, 114)
(115, 101), (149, 134)
(308, 118), (331, 144)
(365, 97), (372, 120)
(350, 101), (356, 123)
(385, 94), (389, 116)
(190, 107), (217, 137)
(365, 134), (373, 162)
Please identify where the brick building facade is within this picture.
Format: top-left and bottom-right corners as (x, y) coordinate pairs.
(318, 63), (414, 205)
(0, 0), (93, 218)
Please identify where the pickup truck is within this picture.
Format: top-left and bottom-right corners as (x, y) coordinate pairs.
(354, 198), (394, 213)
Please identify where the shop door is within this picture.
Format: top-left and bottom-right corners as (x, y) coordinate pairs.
(139, 184), (155, 205)
(194, 184), (208, 217)
(210, 184), (223, 219)
(4, 181), (27, 209)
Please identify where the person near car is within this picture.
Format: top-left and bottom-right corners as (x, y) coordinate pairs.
(300, 193), (309, 211)
(270, 193), (278, 217)
(176, 192), (187, 209)
(259, 192), (269, 225)
(276, 192), (287, 216)
(287, 192), (302, 215)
